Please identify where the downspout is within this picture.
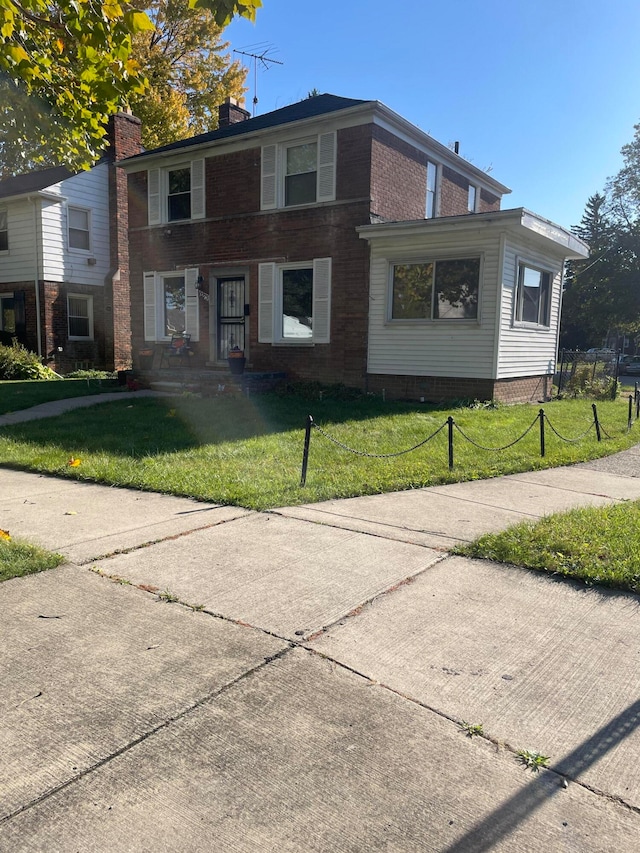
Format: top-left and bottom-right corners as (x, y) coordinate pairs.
(28, 196), (43, 356)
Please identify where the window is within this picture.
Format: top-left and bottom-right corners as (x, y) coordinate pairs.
(258, 258), (331, 344)
(391, 258), (480, 321)
(468, 185), (477, 213)
(68, 207), (90, 251)
(515, 263), (551, 326)
(0, 209), (7, 252)
(147, 160), (205, 225)
(168, 167), (191, 221)
(261, 133), (336, 210)
(67, 294), (93, 339)
(0, 294), (15, 334)
(143, 269), (200, 342)
(426, 162), (437, 218)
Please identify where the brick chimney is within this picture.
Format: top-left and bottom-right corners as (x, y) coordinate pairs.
(218, 97), (251, 128)
(104, 112), (142, 371)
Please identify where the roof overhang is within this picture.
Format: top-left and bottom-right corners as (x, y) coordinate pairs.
(121, 99), (510, 197)
(357, 207), (589, 260)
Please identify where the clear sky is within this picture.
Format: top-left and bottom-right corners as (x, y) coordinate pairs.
(224, 0), (640, 230)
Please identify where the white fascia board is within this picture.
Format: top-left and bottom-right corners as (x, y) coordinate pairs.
(358, 207), (589, 259)
(0, 189), (64, 205)
(371, 103), (511, 197)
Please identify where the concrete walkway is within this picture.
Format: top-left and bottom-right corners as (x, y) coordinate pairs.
(1, 395), (640, 851)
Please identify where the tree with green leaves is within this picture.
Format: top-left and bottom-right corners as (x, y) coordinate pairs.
(129, 0), (247, 150)
(0, 0), (261, 175)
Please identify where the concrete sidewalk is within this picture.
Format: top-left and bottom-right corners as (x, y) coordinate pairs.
(1, 441), (640, 850)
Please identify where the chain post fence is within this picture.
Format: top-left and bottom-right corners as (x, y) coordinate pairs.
(299, 401), (637, 486)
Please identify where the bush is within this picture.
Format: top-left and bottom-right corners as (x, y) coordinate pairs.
(0, 343), (59, 380)
(64, 369), (116, 379)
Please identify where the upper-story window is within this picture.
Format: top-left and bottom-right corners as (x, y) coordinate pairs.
(147, 160), (205, 225)
(468, 185), (478, 213)
(425, 162), (438, 219)
(514, 262), (551, 327)
(261, 132), (336, 210)
(0, 209), (8, 252)
(68, 206), (91, 251)
(390, 257), (480, 321)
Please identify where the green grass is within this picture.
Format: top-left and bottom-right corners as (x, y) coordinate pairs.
(0, 537), (65, 583)
(456, 501), (640, 593)
(0, 378), (120, 415)
(0, 392), (637, 511)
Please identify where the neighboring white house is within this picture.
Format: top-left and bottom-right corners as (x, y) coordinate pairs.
(0, 112), (141, 372)
(358, 208), (589, 402)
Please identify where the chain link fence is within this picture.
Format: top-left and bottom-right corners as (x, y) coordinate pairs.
(556, 350), (619, 399)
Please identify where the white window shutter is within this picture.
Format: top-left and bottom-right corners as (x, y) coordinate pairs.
(185, 268), (200, 341)
(148, 169), (161, 225)
(143, 272), (157, 341)
(258, 263), (275, 342)
(312, 258), (331, 343)
(191, 159), (205, 219)
(261, 145), (277, 210)
(317, 132), (336, 202)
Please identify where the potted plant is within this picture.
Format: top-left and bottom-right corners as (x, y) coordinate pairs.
(227, 346), (246, 375)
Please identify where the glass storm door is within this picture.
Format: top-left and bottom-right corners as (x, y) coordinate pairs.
(217, 277), (246, 360)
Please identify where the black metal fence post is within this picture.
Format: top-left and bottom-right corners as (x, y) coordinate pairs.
(558, 349), (565, 396)
(592, 403), (601, 442)
(300, 415), (313, 486)
(539, 408), (545, 458)
(448, 416), (454, 470)
(629, 396), (634, 430)
(636, 393), (639, 421)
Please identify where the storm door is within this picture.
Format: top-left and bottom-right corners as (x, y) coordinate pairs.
(216, 276), (246, 360)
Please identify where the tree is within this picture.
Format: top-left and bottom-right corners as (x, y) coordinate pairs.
(0, 0), (261, 175)
(129, 0), (247, 149)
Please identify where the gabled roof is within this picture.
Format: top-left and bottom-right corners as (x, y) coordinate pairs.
(124, 94), (373, 161)
(0, 165), (74, 200)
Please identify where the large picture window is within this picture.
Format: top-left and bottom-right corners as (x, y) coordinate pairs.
(391, 258), (480, 321)
(515, 263), (551, 326)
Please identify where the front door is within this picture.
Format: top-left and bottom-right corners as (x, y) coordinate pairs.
(216, 276), (246, 361)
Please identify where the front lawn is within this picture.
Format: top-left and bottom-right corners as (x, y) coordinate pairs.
(0, 378), (120, 415)
(457, 501), (640, 594)
(0, 392), (637, 510)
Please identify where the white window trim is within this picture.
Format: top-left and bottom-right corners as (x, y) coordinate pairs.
(425, 161), (439, 219)
(148, 160), (205, 226)
(67, 293), (94, 340)
(67, 205), (91, 254)
(0, 208), (9, 253)
(143, 268), (200, 342)
(387, 254), (483, 323)
(468, 184), (479, 213)
(513, 258), (553, 329)
(261, 132), (336, 211)
(258, 258), (331, 345)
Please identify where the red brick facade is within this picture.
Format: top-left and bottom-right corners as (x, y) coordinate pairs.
(127, 110), (526, 400)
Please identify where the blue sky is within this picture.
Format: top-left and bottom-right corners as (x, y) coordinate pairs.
(224, 0), (640, 230)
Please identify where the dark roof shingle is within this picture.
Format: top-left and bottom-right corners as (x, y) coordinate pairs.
(0, 165), (74, 200)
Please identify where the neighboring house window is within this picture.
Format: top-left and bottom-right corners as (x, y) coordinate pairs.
(0, 209), (7, 251)
(426, 162), (437, 218)
(0, 293), (15, 334)
(261, 133), (336, 210)
(143, 268), (200, 341)
(147, 160), (205, 225)
(258, 258), (331, 344)
(67, 294), (93, 339)
(468, 185), (477, 213)
(515, 263), (551, 326)
(68, 207), (90, 251)
(391, 258), (480, 321)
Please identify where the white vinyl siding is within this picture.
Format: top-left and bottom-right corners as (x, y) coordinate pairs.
(0, 201), (35, 281)
(497, 238), (563, 379)
(147, 160), (205, 225)
(367, 232), (500, 379)
(260, 132), (336, 210)
(143, 268), (200, 342)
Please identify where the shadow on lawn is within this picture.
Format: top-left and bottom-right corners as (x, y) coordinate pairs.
(0, 392), (431, 459)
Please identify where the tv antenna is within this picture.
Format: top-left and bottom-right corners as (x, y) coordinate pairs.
(234, 44), (283, 115)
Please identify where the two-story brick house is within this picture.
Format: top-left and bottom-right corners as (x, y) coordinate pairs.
(123, 94), (588, 402)
(0, 112), (141, 373)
